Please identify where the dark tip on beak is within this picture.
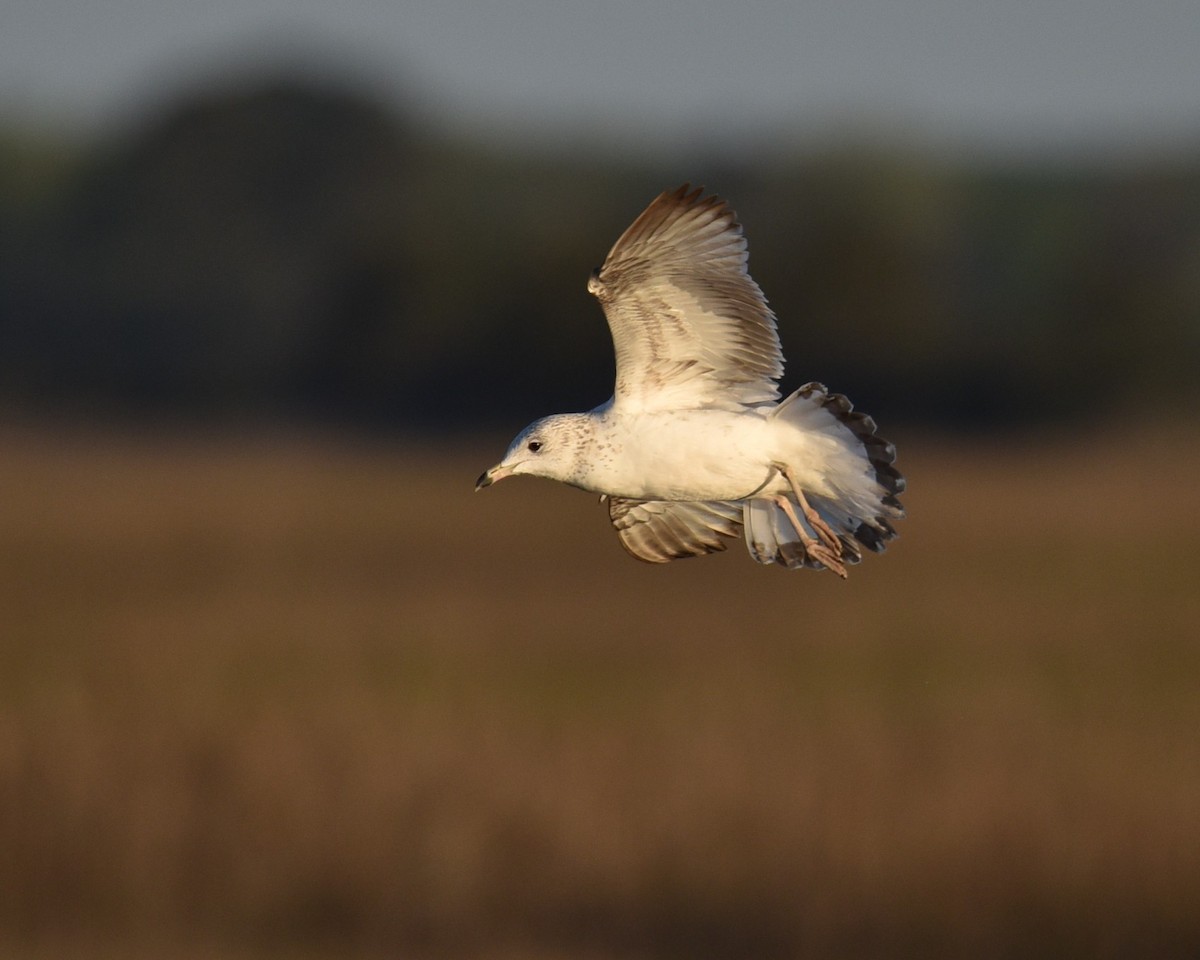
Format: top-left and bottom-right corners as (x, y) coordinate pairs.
(476, 463), (512, 491)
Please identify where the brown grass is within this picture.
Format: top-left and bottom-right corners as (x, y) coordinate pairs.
(1, 420), (1198, 959)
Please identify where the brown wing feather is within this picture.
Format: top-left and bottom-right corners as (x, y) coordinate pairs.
(587, 184), (783, 412)
(607, 497), (744, 563)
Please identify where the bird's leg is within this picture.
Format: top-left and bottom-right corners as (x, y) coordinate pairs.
(775, 463), (843, 557)
(772, 495), (847, 580)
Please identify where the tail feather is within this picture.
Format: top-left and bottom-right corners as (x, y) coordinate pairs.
(786, 381), (907, 512)
(744, 498), (859, 572)
(745, 499), (810, 569)
(745, 382), (905, 573)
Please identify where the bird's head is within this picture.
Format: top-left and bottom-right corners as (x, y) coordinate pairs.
(475, 414), (593, 491)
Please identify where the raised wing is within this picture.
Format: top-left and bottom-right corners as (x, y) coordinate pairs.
(607, 497), (743, 563)
(587, 184), (783, 412)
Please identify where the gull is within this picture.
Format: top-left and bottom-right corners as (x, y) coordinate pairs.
(476, 184), (905, 577)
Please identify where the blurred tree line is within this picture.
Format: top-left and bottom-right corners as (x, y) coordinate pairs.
(1, 74), (1198, 431)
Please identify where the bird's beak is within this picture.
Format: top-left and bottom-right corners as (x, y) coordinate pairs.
(475, 464), (510, 491)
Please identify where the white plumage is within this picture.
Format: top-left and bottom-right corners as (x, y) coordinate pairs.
(477, 184), (905, 577)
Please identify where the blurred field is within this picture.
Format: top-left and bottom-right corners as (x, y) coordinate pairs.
(1, 420), (1198, 960)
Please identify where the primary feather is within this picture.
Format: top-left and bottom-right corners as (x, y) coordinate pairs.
(587, 184), (783, 412)
(478, 184), (906, 578)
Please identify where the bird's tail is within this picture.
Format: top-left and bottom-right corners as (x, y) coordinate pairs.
(743, 383), (905, 571)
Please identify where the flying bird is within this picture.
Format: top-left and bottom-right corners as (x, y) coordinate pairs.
(476, 184), (905, 577)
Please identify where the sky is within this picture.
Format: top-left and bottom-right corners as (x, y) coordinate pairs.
(4, 0), (1200, 159)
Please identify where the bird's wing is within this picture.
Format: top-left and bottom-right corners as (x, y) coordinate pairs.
(607, 497), (743, 563)
(588, 184), (783, 413)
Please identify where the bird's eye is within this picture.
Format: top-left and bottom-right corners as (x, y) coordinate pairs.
(527, 440), (543, 453)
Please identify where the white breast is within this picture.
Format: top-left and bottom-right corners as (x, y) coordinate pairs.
(585, 407), (776, 501)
